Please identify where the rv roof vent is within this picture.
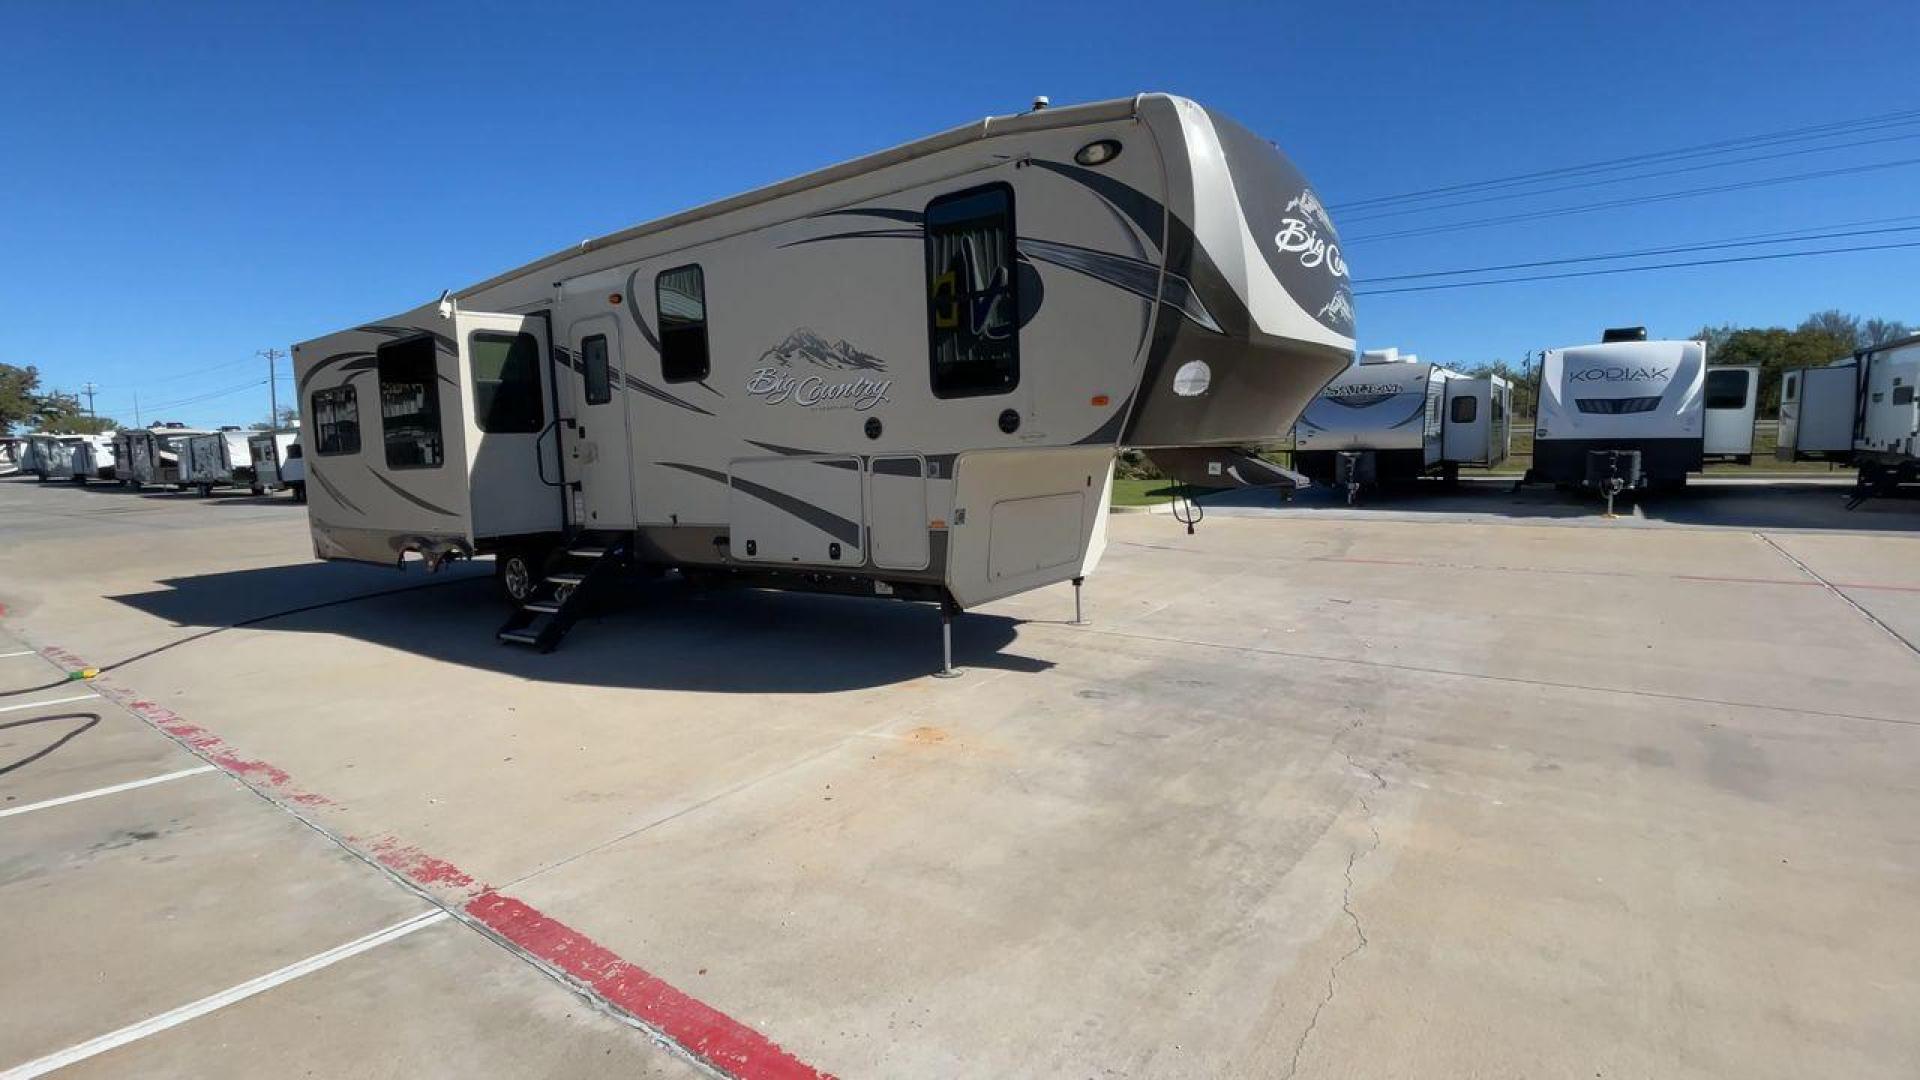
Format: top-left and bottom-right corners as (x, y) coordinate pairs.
(1602, 326), (1648, 343)
(1360, 347), (1401, 365)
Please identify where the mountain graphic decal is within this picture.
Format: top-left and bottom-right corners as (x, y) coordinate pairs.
(758, 328), (886, 372)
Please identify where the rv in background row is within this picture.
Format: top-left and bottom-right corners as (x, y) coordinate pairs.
(1776, 333), (1920, 492)
(1529, 327), (1758, 492)
(17, 433), (116, 482)
(1293, 347), (1511, 497)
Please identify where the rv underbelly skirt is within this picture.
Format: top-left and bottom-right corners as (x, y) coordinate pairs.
(1532, 437), (1702, 485)
(1294, 448), (1439, 485)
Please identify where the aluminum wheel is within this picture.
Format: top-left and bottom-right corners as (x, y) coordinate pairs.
(500, 554), (534, 604)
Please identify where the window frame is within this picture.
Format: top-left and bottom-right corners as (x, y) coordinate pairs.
(376, 335), (446, 471)
(1704, 368), (1751, 410)
(468, 330), (546, 434)
(924, 182), (1020, 400)
(655, 264), (710, 384)
(581, 334), (612, 405)
(311, 385), (361, 457)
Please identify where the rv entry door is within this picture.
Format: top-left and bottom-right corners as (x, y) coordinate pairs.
(1442, 378), (1492, 465)
(564, 315), (636, 529)
(459, 311), (563, 540)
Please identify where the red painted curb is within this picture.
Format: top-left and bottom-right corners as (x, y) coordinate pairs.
(39, 643), (834, 1080)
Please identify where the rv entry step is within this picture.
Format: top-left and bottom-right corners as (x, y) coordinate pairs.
(495, 538), (629, 653)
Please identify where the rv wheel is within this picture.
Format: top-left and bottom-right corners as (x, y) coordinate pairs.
(197, 483), (213, 497)
(250, 485), (265, 496)
(495, 549), (540, 606)
(291, 482), (306, 503)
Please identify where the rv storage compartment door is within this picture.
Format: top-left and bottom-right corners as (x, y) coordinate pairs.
(1442, 378), (1492, 465)
(867, 456), (929, 571)
(988, 493), (1085, 582)
(729, 456), (865, 566)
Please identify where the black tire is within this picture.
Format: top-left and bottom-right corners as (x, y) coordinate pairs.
(494, 546), (546, 607)
(197, 483), (213, 497)
(250, 485), (265, 496)
(290, 482), (306, 504)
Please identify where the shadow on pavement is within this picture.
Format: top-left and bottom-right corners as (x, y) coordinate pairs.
(104, 560), (1046, 693)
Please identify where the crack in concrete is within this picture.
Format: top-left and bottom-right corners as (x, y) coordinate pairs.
(1283, 739), (1386, 1080)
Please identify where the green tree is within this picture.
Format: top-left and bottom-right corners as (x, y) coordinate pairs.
(0, 363), (42, 435)
(29, 389), (119, 433)
(1463, 359), (1537, 419)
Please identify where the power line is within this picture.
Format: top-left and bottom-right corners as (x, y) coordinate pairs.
(138, 377), (269, 415)
(1351, 238), (1920, 297)
(1343, 156), (1920, 244)
(1330, 106), (1920, 211)
(1353, 221), (1920, 284)
(1336, 129), (1920, 225)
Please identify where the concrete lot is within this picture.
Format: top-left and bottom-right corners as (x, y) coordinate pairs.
(2, 475), (1917, 1078)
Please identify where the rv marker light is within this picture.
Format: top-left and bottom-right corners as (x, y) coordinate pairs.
(1090, 394), (1110, 407)
(1075, 139), (1122, 166)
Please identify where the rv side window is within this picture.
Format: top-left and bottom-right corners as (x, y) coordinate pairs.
(656, 266), (709, 382)
(311, 386), (361, 456)
(925, 184), (1018, 398)
(1705, 369), (1750, 409)
(377, 336), (444, 469)
(1450, 396), (1477, 424)
(470, 331), (545, 433)
(582, 335), (611, 405)
(1896, 386), (1916, 406)
(1784, 374), (1797, 399)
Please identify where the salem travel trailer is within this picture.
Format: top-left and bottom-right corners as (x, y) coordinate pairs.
(245, 429), (303, 497)
(294, 94), (1355, 658)
(1293, 348), (1511, 497)
(1530, 330), (1756, 491)
(1777, 334), (1920, 491)
(180, 429), (254, 496)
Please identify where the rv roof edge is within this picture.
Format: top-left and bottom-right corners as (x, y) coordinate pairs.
(458, 96), (1147, 301)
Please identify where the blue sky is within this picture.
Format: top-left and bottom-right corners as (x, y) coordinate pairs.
(4, 0), (1916, 427)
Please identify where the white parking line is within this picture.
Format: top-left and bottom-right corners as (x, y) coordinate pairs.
(0, 765), (219, 819)
(0, 910), (449, 1078)
(0, 651), (37, 659)
(0, 692), (99, 714)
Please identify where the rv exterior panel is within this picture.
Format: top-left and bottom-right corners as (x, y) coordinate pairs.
(1532, 339), (1707, 487)
(293, 94), (1352, 612)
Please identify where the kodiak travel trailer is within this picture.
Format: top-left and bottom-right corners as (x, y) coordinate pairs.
(1777, 333), (1920, 492)
(294, 94), (1356, 661)
(1530, 329), (1757, 492)
(1293, 347), (1511, 500)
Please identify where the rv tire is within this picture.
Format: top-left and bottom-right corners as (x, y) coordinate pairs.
(291, 482), (306, 503)
(251, 485), (265, 496)
(495, 546), (547, 606)
(197, 483), (213, 497)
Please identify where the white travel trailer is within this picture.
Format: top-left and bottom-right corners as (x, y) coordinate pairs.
(71, 433), (117, 482)
(294, 94), (1356, 657)
(245, 429), (303, 497)
(1777, 334), (1920, 491)
(0, 437), (23, 477)
(115, 424), (213, 489)
(1294, 347), (1510, 496)
(180, 429), (254, 495)
(32, 434), (111, 482)
(1531, 329), (1757, 491)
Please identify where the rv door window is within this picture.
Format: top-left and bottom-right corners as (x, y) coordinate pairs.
(1705, 368), (1750, 409)
(1450, 396), (1478, 424)
(656, 266), (709, 382)
(1896, 386), (1916, 406)
(582, 334), (611, 405)
(926, 184), (1018, 398)
(376, 336), (444, 469)
(311, 386), (361, 456)
(470, 331), (545, 433)
(1784, 374), (1797, 399)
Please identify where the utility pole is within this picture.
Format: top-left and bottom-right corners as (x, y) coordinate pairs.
(258, 347), (287, 429)
(133, 390), (141, 429)
(81, 382), (99, 419)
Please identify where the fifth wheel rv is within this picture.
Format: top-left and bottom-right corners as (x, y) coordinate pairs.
(1293, 347), (1510, 498)
(1530, 328), (1756, 491)
(294, 94), (1356, 659)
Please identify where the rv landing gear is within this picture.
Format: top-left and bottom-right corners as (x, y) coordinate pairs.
(934, 600), (964, 678)
(1071, 576), (1089, 626)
